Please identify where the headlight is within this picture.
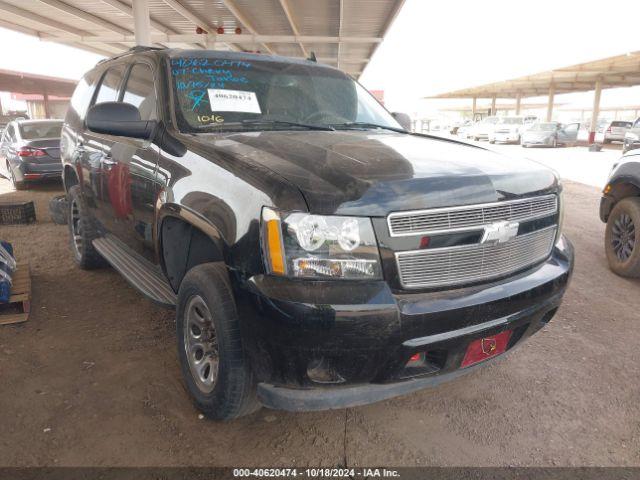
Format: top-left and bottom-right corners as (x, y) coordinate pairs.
(261, 207), (382, 279)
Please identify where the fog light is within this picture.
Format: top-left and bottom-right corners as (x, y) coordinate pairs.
(408, 353), (422, 363)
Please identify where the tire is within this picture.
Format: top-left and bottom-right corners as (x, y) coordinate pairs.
(9, 164), (26, 190)
(177, 262), (260, 420)
(605, 197), (640, 277)
(49, 195), (68, 225)
(67, 185), (106, 269)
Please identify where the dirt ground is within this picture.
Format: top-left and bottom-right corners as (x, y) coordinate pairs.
(0, 177), (639, 467)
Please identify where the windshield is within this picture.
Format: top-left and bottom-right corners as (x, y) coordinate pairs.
(611, 121), (632, 128)
(19, 122), (62, 139)
(499, 117), (524, 125)
(169, 53), (401, 132)
(529, 123), (557, 132)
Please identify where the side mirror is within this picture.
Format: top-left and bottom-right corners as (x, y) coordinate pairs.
(86, 102), (156, 139)
(391, 112), (412, 131)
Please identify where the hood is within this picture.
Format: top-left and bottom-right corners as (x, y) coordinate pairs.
(187, 130), (558, 216)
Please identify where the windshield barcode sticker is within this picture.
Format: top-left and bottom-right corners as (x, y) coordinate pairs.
(207, 89), (261, 114)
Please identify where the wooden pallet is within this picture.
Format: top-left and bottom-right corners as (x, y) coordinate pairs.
(0, 263), (31, 325)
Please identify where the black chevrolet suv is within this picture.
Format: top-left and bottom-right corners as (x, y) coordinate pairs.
(61, 47), (574, 420)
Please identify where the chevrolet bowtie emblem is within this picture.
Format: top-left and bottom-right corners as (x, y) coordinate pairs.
(481, 221), (519, 245)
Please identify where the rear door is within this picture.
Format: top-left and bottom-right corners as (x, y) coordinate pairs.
(98, 61), (161, 262)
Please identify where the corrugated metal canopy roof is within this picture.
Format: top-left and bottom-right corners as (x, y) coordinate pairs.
(427, 51), (640, 98)
(0, 0), (405, 78)
(0, 68), (77, 96)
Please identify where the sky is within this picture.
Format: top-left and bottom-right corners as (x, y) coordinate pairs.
(0, 0), (639, 118)
(360, 0), (640, 118)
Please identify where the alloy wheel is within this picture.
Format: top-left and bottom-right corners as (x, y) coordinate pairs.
(184, 294), (219, 394)
(611, 212), (636, 262)
(70, 198), (83, 257)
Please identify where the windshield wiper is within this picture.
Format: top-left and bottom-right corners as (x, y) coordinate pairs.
(241, 119), (334, 131)
(191, 119), (334, 132)
(330, 122), (407, 134)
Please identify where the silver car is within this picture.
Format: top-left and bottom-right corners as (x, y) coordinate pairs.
(597, 120), (633, 144)
(521, 122), (579, 148)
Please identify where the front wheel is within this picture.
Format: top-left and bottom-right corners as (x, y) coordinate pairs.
(177, 262), (260, 420)
(605, 197), (640, 277)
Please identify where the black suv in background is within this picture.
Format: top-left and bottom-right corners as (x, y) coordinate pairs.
(61, 47), (574, 420)
(600, 150), (640, 276)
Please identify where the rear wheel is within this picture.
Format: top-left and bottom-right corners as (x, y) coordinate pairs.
(605, 197), (640, 277)
(67, 185), (106, 269)
(9, 164), (26, 190)
(177, 262), (260, 420)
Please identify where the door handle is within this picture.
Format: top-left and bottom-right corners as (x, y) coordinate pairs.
(102, 156), (117, 168)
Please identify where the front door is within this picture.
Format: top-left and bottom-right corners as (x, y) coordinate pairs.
(558, 123), (579, 145)
(98, 62), (161, 262)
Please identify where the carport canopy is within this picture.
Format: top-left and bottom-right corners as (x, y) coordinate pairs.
(426, 51), (640, 140)
(0, 0), (405, 79)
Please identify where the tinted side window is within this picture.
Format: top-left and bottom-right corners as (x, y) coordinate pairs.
(94, 65), (127, 105)
(69, 71), (98, 120)
(122, 64), (157, 121)
(634, 118), (640, 128)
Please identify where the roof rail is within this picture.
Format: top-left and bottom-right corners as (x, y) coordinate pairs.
(97, 45), (166, 64)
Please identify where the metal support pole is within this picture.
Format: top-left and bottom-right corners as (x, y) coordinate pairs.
(472, 97), (477, 117)
(546, 84), (555, 122)
(515, 93), (521, 115)
(132, 0), (151, 47)
(490, 95), (496, 116)
(589, 79), (602, 144)
(43, 92), (51, 119)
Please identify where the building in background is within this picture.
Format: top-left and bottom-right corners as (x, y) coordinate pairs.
(10, 93), (69, 119)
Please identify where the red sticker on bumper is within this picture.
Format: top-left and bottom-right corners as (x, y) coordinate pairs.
(461, 330), (513, 368)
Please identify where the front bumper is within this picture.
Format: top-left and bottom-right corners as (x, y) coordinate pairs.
(239, 236), (574, 411)
(493, 132), (520, 143)
(522, 136), (553, 146)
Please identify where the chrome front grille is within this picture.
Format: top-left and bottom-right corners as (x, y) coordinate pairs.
(388, 194), (558, 236)
(396, 226), (557, 289)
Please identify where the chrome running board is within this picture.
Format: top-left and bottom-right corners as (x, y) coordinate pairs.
(93, 234), (176, 308)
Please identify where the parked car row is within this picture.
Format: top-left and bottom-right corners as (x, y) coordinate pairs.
(0, 119), (63, 189)
(455, 116), (580, 148)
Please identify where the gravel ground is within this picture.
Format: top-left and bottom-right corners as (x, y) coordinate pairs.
(0, 176), (638, 467)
